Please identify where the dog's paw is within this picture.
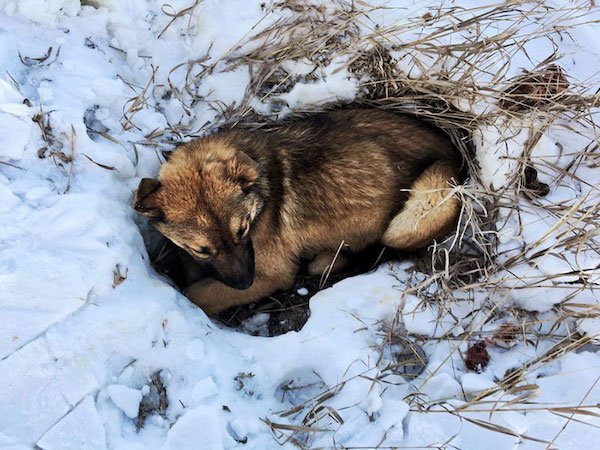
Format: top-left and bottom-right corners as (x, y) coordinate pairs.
(185, 279), (222, 313)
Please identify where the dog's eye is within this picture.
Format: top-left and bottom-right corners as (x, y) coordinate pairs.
(192, 246), (212, 257)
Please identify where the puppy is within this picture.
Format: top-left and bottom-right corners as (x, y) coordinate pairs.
(134, 109), (461, 313)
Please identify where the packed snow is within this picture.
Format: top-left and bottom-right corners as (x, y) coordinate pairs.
(1, 0), (600, 449)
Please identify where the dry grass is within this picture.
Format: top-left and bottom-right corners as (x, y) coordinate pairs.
(124, 0), (600, 446)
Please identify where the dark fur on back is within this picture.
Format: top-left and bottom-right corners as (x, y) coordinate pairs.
(231, 110), (457, 228)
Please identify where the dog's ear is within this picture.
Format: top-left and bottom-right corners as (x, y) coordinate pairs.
(133, 178), (163, 218)
(161, 149), (173, 161)
(207, 151), (259, 189)
(229, 151), (259, 188)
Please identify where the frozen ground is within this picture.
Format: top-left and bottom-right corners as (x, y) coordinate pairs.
(1, 0), (600, 449)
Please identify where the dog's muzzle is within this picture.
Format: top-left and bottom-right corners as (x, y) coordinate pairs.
(217, 240), (255, 290)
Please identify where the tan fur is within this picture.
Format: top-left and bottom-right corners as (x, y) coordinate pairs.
(382, 161), (460, 251)
(133, 109), (462, 314)
(307, 250), (349, 276)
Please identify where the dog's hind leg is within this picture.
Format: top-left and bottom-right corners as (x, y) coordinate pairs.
(307, 250), (348, 276)
(382, 160), (460, 251)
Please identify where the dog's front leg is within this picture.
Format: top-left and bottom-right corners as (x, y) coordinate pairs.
(185, 268), (297, 315)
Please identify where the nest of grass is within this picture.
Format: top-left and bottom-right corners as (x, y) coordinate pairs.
(123, 0), (600, 445)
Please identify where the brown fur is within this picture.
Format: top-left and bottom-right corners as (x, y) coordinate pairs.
(134, 109), (461, 314)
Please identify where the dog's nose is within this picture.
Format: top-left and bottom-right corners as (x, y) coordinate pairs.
(235, 253), (255, 289)
(233, 273), (254, 290)
(224, 266), (254, 290)
(219, 240), (254, 290)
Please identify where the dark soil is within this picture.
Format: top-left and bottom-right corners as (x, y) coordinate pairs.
(136, 371), (168, 431)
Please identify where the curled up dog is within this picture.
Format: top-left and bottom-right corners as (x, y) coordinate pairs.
(133, 109), (462, 314)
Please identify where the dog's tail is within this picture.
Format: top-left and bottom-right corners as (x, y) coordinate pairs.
(382, 160), (460, 251)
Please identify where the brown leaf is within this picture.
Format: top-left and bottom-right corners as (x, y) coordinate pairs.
(523, 165), (550, 198)
(112, 264), (128, 288)
(500, 64), (569, 111)
(491, 323), (520, 349)
(465, 340), (490, 372)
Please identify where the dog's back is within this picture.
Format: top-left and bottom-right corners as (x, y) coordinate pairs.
(229, 109), (461, 253)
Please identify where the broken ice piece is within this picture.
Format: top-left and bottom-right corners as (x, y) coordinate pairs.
(107, 385), (142, 419)
(192, 376), (219, 402)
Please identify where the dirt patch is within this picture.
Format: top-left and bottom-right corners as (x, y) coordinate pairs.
(136, 371), (168, 431)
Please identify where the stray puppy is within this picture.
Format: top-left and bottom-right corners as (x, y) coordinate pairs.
(134, 109), (461, 313)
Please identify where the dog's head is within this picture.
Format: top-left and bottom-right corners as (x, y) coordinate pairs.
(133, 139), (264, 290)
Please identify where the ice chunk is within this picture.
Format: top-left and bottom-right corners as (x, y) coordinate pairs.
(0, 113), (29, 160)
(162, 407), (223, 450)
(192, 376), (219, 402)
(106, 385), (142, 419)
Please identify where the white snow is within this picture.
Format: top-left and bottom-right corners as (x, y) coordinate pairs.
(191, 376), (219, 402)
(296, 287), (309, 296)
(0, 114), (29, 160)
(1, 0), (80, 25)
(37, 397), (106, 450)
(162, 407), (224, 450)
(106, 385), (143, 419)
(277, 59), (358, 109)
(1, 0), (600, 448)
(185, 338), (205, 361)
(460, 373), (496, 394)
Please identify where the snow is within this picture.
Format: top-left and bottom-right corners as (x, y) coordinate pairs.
(185, 338), (205, 360)
(107, 385), (143, 419)
(37, 397), (106, 450)
(0, 340), (73, 442)
(1, 0), (600, 449)
(460, 373), (496, 394)
(277, 59), (357, 109)
(162, 407), (223, 450)
(1, 0), (80, 25)
(191, 376), (219, 402)
(423, 372), (462, 399)
(0, 114), (29, 160)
